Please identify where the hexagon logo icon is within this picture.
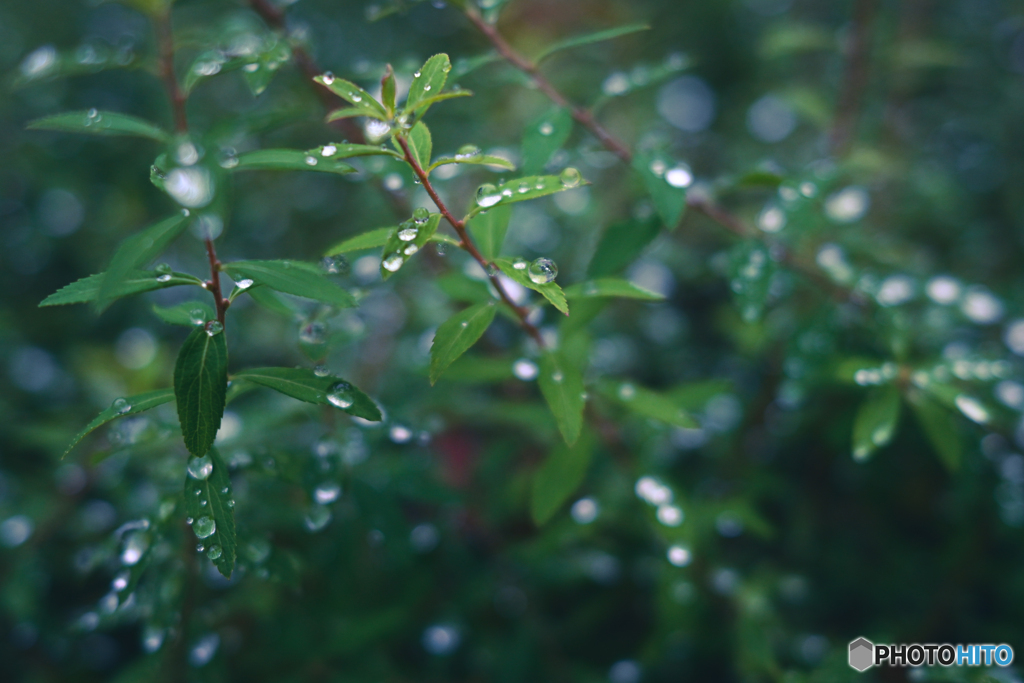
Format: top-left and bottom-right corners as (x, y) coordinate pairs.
(849, 637), (874, 672)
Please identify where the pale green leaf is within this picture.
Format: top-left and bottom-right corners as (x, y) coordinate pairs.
(324, 227), (394, 255)
(27, 110), (169, 142)
(464, 173), (588, 220)
(314, 75), (388, 119)
(495, 258), (568, 315)
(232, 149), (356, 175)
(564, 278), (664, 301)
(62, 388), (175, 458)
(314, 142), (403, 160)
(908, 390), (962, 470)
(587, 217), (660, 278)
(223, 260), (355, 307)
(429, 303), (498, 384)
(404, 121), (432, 169)
(379, 213), (441, 280)
(404, 53), (450, 115)
(467, 204), (511, 261)
(427, 152), (514, 173)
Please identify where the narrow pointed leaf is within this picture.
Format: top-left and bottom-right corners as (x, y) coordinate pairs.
(183, 50), (248, 95)
(521, 107), (573, 174)
(315, 143), (403, 160)
(381, 64), (396, 113)
(429, 303), (498, 384)
(247, 286), (299, 316)
(231, 149), (355, 175)
(241, 41), (292, 96)
(565, 278), (664, 300)
(404, 53), (450, 115)
(495, 258), (568, 315)
(531, 430), (595, 525)
(452, 52), (500, 78)
(908, 391), (962, 470)
(406, 89), (472, 115)
(233, 367), (381, 421)
(728, 241), (776, 322)
(587, 217), (661, 278)
(325, 227), (394, 255)
(538, 351), (585, 445)
(379, 213), (441, 280)
(62, 388), (175, 458)
(173, 326), (228, 458)
(467, 204), (511, 261)
(40, 270), (201, 307)
(152, 301), (214, 327)
(600, 380), (698, 428)
(852, 385), (902, 461)
(223, 260), (355, 307)
(97, 213), (190, 312)
(27, 110), (170, 142)
(428, 152), (514, 173)
(464, 174), (589, 220)
(313, 75), (388, 119)
(183, 448), (236, 577)
(633, 150), (688, 228)
(535, 23), (650, 64)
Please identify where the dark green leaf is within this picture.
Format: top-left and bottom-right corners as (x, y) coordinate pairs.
(183, 51), (248, 95)
(852, 385), (902, 461)
(380, 213), (441, 280)
(40, 270), (201, 307)
(534, 23), (650, 63)
(233, 367), (381, 421)
(223, 260), (355, 307)
(404, 53), (450, 116)
(633, 150), (688, 228)
(495, 258), (568, 315)
(247, 286), (299, 316)
(521, 107), (573, 175)
(434, 355), (513, 383)
(728, 241), (776, 322)
(908, 390), (962, 470)
(587, 217), (661, 278)
(27, 110), (169, 142)
(429, 303), (498, 384)
(467, 204), (511, 261)
(97, 213), (191, 312)
(241, 41), (292, 96)
(183, 448), (236, 577)
(231, 149), (356, 175)
(564, 278), (664, 300)
(152, 301), (214, 327)
(314, 75), (389, 120)
(465, 173), (588, 220)
(538, 350), (585, 445)
(600, 380), (699, 428)
(530, 430), (595, 525)
(62, 388), (175, 458)
(173, 326), (228, 458)
(667, 380), (734, 409)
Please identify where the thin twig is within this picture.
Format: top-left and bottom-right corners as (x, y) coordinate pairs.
(829, 0), (877, 156)
(395, 135), (546, 347)
(204, 239), (228, 324)
(155, 10), (188, 133)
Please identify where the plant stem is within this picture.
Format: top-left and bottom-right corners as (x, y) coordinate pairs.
(830, 0), (877, 156)
(204, 239), (228, 325)
(395, 135), (546, 347)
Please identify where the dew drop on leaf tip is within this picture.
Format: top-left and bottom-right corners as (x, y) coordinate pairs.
(528, 258), (557, 284)
(327, 381), (355, 409)
(559, 167), (581, 188)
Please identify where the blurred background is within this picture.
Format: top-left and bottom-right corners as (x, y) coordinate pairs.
(3, 0), (1024, 681)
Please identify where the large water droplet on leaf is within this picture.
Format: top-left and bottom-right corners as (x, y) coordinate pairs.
(187, 455), (213, 480)
(193, 516), (216, 539)
(528, 258), (558, 284)
(476, 183), (501, 208)
(112, 397), (131, 415)
(559, 167), (582, 188)
(314, 482), (341, 504)
(327, 382), (355, 409)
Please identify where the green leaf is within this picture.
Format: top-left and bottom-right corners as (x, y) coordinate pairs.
(404, 53), (451, 115)
(591, 54), (691, 112)
(62, 388), (175, 458)
(379, 213), (441, 280)
(538, 350), (586, 445)
(246, 286), (299, 316)
(467, 204), (511, 261)
(601, 381), (699, 428)
(633, 150), (688, 228)
(521, 106), (573, 175)
(233, 367), (381, 421)
(429, 303), (498, 384)
(564, 278), (664, 301)
(534, 23), (650, 64)
(434, 355), (514, 383)
(403, 121), (432, 169)
(530, 430), (595, 525)
(315, 142), (403, 160)
(183, 50), (247, 95)
(728, 242), (776, 322)
(495, 258), (568, 315)
(381, 64), (396, 114)
(223, 260), (355, 307)
(152, 301), (214, 327)
(435, 272), (492, 304)
(314, 75), (389, 120)
(452, 52), (501, 78)
(27, 110), (170, 142)
(405, 90), (473, 116)
(427, 152), (514, 173)
(97, 213), (191, 312)
(908, 390), (962, 470)
(183, 448), (236, 578)
(852, 385), (902, 461)
(40, 270), (201, 307)
(667, 380), (734, 409)
(324, 227), (394, 255)
(231, 149), (356, 175)
(465, 173), (588, 220)
(241, 40), (292, 96)
(587, 217), (661, 278)
(173, 326), (228, 458)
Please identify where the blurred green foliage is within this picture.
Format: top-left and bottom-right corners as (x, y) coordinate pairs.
(2, 0), (1024, 681)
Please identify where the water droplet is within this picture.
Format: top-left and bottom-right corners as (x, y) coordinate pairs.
(365, 119), (391, 140)
(112, 397), (131, 415)
(404, 244), (419, 256)
(351, 93), (362, 102)
(667, 545), (691, 567)
(304, 155), (318, 166)
(618, 383), (636, 400)
(476, 183), (501, 208)
(435, 242), (448, 256)
(539, 121), (554, 136)
(512, 258), (527, 270)
(304, 505), (332, 532)
(320, 255), (348, 274)
(528, 258), (558, 284)
(413, 207), (430, 223)
(485, 262), (499, 277)
(423, 84), (432, 92)
(243, 62), (259, 72)
(383, 254), (404, 272)
(187, 455), (213, 480)
(321, 144), (337, 157)
(665, 165), (693, 188)
(456, 144), (481, 160)
(512, 358), (538, 380)
(327, 382), (355, 409)
(517, 182), (530, 194)
(175, 142), (200, 166)
(199, 499), (207, 507)
(552, 371), (564, 383)
(559, 167), (582, 188)
(955, 395), (989, 424)
(321, 71), (335, 85)
(501, 188), (513, 197)
(186, 517), (193, 525)
(196, 543), (205, 552)
(226, 499), (235, 508)
(314, 364), (330, 377)
(112, 570), (130, 592)
(189, 309), (206, 328)
(189, 633), (219, 667)
(413, 70), (422, 78)
(398, 226), (419, 241)
(205, 321), (223, 337)
(166, 167), (214, 209)
(571, 498), (599, 524)
(142, 625), (165, 653)
(314, 482), (341, 504)
(206, 544), (222, 560)
(236, 278), (254, 290)
(193, 516), (216, 539)
(649, 159), (667, 176)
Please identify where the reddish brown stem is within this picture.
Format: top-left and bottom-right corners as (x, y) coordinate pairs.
(395, 136), (545, 347)
(204, 239), (229, 325)
(155, 11), (187, 134)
